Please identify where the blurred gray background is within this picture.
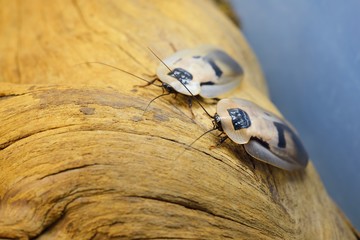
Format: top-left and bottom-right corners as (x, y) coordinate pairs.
(230, 0), (360, 230)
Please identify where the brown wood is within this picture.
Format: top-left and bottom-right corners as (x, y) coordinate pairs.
(0, 0), (357, 239)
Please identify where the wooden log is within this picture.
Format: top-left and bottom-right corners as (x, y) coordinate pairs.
(0, 0), (357, 239)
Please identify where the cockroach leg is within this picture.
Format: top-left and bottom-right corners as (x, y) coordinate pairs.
(210, 135), (228, 150)
(186, 97), (195, 119)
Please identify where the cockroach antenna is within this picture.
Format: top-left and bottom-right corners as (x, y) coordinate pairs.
(180, 82), (213, 118)
(147, 47), (172, 72)
(142, 92), (171, 116)
(86, 60), (176, 115)
(147, 48), (214, 119)
(86, 61), (163, 87)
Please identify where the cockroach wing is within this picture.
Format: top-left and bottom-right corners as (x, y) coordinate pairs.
(217, 98), (309, 171)
(199, 76), (240, 98)
(199, 48), (244, 98)
(244, 133), (309, 171)
(243, 113), (308, 170)
(202, 48), (244, 80)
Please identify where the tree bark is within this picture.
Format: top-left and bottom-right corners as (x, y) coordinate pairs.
(0, 0), (358, 239)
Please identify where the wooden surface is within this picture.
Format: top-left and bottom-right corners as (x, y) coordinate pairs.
(0, 0), (357, 239)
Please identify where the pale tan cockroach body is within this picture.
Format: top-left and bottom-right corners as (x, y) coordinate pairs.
(157, 46), (244, 98)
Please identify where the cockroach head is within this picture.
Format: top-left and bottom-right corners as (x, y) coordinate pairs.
(213, 113), (223, 132)
(162, 83), (177, 94)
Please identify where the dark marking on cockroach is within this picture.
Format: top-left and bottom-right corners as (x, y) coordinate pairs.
(192, 55), (201, 59)
(205, 49), (243, 75)
(200, 81), (215, 86)
(273, 122), (286, 148)
(79, 107), (95, 115)
(250, 136), (270, 150)
(273, 121), (309, 165)
(227, 108), (251, 130)
(207, 59), (223, 77)
(168, 68), (193, 85)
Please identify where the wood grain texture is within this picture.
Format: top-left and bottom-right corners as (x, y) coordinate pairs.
(0, 1), (357, 239)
